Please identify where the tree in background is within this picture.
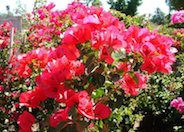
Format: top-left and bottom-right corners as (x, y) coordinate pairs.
(80, 0), (102, 7)
(33, 0), (47, 13)
(151, 8), (167, 25)
(166, 0), (184, 10)
(14, 0), (27, 16)
(92, 0), (102, 7)
(108, 0), (142, 16)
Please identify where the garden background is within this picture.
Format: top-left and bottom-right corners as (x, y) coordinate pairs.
(0, 0), (184, 131)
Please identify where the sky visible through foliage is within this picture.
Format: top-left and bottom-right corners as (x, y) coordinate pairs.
(0, 0), (169, 15)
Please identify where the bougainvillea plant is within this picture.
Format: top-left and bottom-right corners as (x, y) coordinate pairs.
(0, 2), (176, 131)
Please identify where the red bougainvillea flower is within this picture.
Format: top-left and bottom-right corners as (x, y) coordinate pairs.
(99, 46), (114, 64)
(152, 55), (174, 73)
(36, 56), (85, 98)
(117, 62), (131, 73)
(139, 42), (156, 57)
(90, 25), (127, 64)
(37, 3), (55, 20)
(105, 26), (127, 50)
(49, 108), (69, 128)
(0, 22), (15, 49)
(171, 97), (184, 108)
(56, 84), (76, 105)
(44, 56), (81, 82)
(77, 91), (95, 119)
(77, 91), (111, 119)
(63, 24), (92, 45)
(35, 72), (61, 98)
(140, 57), (156, 74)
(70, 60), (85, 76)
(62, 27), (78, 46)
(91, 30), (106, 50)
(27, 3), (64, 47)
(19, 86), (47, 108)
(124, 26), (175, 74)
(118, 72), (147, 96)
(94, 103), (112, 119)
(17, 111), (35, 132)
(49, 45), (80, 61)
(58, 89), (112, 120)
(88, 122), (94, 129)
(12, 48), (50, 78)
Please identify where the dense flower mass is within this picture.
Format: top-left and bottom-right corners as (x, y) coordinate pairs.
(49, 90), (111, 128)
(0, 22), (15, 49)
(171, 10), (184, 24)
(0, 1), (177, 131)
(19, 86), (46, 108)
(124, 26), (176, 74)
(12, 48), (50, 78)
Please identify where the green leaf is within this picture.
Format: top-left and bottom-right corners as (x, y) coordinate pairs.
(92, 88), (105, 99)
(128, 71), (139, 85)
(99, 120), (103, 129)
(69, 106), (77, 118)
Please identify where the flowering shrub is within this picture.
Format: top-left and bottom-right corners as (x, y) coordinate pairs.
(170, 10), (184, 116)
(171, 10), (184, 24)
(132, 18), (184, 131)
(111, 9), (184, 131)
(0, 2), (176, 131)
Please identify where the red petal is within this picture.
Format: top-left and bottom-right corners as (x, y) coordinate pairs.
(94, 104), (111, 119)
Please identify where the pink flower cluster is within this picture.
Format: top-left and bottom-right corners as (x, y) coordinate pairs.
(171, 10), (184, 24)
(170, 97), (184, 113)
(12, 47), (50, 78)
(0, 22), (15, 49)
(124, 26), (176, 74)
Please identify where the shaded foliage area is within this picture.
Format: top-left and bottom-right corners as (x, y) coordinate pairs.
(166, 0), (184, 10)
